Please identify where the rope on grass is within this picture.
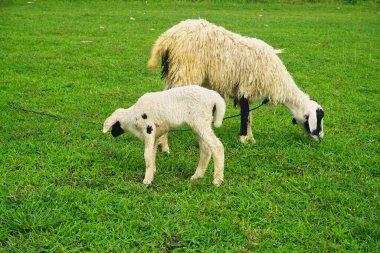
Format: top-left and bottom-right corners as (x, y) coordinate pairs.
(7, 102), (103, 126)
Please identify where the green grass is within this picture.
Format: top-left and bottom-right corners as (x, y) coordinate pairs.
(1, 0), (379, 252)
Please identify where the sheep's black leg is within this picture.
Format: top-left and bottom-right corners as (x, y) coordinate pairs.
(240, 97), (249, 136)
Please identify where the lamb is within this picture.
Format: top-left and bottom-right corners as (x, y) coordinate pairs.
(103, 85), (226, 186)
(148, 19), (325, 148)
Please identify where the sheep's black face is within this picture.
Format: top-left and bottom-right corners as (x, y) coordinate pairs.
(303, 109), (324, 140)
(305, 109), (325, 142)
(111, 121), (124, 137)
(293, 101), (325, 141)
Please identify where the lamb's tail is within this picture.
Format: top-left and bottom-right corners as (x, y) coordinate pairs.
(213, 94), (226, 128)
(147, 35), (169, 69)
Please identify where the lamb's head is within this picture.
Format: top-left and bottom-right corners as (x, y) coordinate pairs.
(293, 100), (324, 141)
(103, 108), (129, 137)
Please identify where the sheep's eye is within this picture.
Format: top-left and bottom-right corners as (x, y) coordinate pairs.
(316, 108), (324, 118)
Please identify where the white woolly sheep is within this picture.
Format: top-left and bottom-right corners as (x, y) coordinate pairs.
(103, 85), (226, 186)
(148, 19), (325, 148)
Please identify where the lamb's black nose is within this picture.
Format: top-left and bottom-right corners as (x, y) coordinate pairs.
(111, 121), (124, 137)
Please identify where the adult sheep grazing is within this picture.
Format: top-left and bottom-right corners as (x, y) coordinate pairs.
(148, 19), (325, 148)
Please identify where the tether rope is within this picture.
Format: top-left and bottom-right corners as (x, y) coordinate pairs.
(7, 98), (269, 132)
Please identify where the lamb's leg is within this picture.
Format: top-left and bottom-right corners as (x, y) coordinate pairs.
(157, 134), (170, 153)
(194, 126), (224, 186)
(239, 98), (254, 143)
(191, 139), (211, 180)
(209, 136), (224, 186)
(143, 136), (157, 186)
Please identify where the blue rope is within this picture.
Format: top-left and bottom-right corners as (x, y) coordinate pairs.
(7, 102), (102, 126)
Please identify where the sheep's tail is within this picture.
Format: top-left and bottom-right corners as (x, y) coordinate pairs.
(147, 35), (168, 69)
(213, 94), (226, 128)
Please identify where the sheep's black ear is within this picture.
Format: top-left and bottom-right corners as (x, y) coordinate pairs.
(111, 121), (124, 137)
(316, 108), (324, 120)
(292, 118), (297, 125)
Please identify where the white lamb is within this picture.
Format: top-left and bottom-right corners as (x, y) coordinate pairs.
(103, 85), (226, 186)
(148, 19), (325, 148)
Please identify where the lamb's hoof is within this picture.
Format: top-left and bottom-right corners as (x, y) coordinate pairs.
(190, 173), (204, 180)
(159, 143), (170, 153)
(239, 135), (256, 144)
(143, 178), (152, 186)
(161, 147), (170, 154)
(213, 178), (223, 187)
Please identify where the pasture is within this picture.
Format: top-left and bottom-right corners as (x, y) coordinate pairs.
(0, 0), (379, 252)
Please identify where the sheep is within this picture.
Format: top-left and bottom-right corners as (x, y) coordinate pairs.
(103, 85), (226, 186)
(148, 19), (325, 149)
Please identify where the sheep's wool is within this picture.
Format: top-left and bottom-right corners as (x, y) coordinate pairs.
(148, 19), (308, 109)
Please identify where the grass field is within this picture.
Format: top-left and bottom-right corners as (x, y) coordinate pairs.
(1, 0), (379, 252)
